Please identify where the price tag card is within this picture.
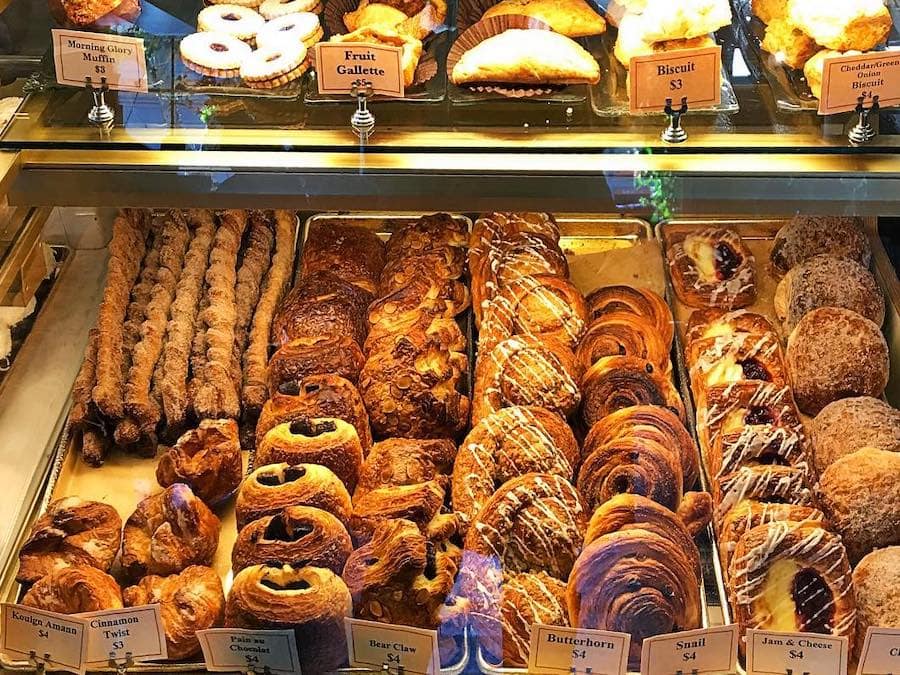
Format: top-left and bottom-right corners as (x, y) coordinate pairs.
(314, 43), (405, 97)
(80, 605), (167, 665)
(818, 51), (900, 114)
(1, 603), (88, 674)
(746, 629), (848, 675)
(527, 624), (630, 675)
(640, 625), (739, 675)
(51, 29), (148, 92)
(197, 628), (301, 674)
(629, 45), (722, 113)
(856, 626), (900, 675)
(345, 618), (440, 675)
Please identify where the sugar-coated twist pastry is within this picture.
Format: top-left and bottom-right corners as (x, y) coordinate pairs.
(584, 285), (674, 349)
(69, 327), (99, 432)
(22, 565), (123, 613)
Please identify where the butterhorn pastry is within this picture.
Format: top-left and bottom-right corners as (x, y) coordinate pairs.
(482, 0), (606, 37)
(585, 285), (674, 349)
(232, 506), (353, 575)
(123, 566), (225, 660)
(22, 565), (123, 613)
(17, 497), (122, 585)
(122, 483), (220, 578)
(667, 228), (756, 309)
(355, 438), (456, 499)
(226, 564), (352, 674)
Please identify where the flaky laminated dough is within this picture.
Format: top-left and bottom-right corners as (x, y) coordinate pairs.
(787, 0), (892, 51)
(329, 26), (422, 86)
(451, 29), (601, 85)
(482, 0), (607, 37)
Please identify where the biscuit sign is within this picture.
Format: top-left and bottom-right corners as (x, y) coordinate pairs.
(818, 51), (900, 115)
(51, 29), (148, 92)
(315, 43), (405, 97)
(629, 45), (722, 113)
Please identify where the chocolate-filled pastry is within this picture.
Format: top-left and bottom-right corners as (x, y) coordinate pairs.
(576, 311), (670, 375)
(236, 463), (352, 530)
(22, 565), (123, 613)
(343, 519), (461, 629)
(715, 465), (814, 522)
(122, 484), (220, 578)
(584, 285), (675, 349)
(379, 248), (467, 296)
(667, 228), (757, 309)
(256, 375), (372, 451)
(730, 521), (856, 646)
(156, 419), (243, 506)
(688, 331), (786, 391)
(473, 335), (581, 424)
(226, 564), (352, 675)
(853, 547), (900, 655)
(355, 438), (456, 499)
(349, 478), (458, 545)
(584, 405), (699, 490)
(17, 497), (122, 585)
(385, 213), (469, 260)
(271, 271), (373, 349)
(817, 447), (900, 562)
(775, 254), (884, 332)
(581, 356), (684, 429)
(232, 506), (352, 575)
(452, 406), (579, 530)
(465, 473), (586, 579)
(123, 565), (224, 660)
(257, 418), (364, 492)
(685, 308), (776, 348)
(479, 275), (588, 353)
(267, 335), (366, 391)
(786, 307), (889, 415)
(811, 396), (900, 476)
(300, 222), (386, 295)
(567, 528), (701, 666)
(770, 215), (871, 276)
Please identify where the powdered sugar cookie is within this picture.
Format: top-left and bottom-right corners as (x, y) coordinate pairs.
(259, 0), (319, 20)
(256, 12), (323, 49)
(198, 4), (265, 42)
(240, 42), (308, 88)
(180, 32), (253, 78)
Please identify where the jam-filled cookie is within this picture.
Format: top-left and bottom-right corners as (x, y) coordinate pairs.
(180, 32), (252, 78)
(198, 4), (265, 43)
(667, 228), (756, 309)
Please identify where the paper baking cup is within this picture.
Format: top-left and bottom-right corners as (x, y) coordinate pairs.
(457, 0), (501, 31)
(447, 14), (567, 98)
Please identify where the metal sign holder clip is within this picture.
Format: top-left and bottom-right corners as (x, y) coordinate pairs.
(350, 82), (375, 142)
(27, 650), (50, 675)
(108, 651), (134, 675)
(569, 667), (594, 673)
(848, 94), (880, 145)
(84, 76), (114, 126)
(785, 669), (811, 675)
(675, 669), (700, 675)
(662, 96), (689, 144)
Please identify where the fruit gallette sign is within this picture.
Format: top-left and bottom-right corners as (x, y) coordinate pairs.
(315, 43), (405, 97)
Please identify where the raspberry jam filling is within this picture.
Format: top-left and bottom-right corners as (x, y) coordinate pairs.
(793, 568), (834, 633)
(744, 405), (776, 425)
(210, 43), (229, 52)
(714, 242), (741, 280)
(738, 357), (770, 381)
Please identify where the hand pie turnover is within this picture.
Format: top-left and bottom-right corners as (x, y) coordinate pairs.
(481, 0), (606, 38)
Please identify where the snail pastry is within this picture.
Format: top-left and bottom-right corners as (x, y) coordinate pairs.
(667, 228), (757, 309)
(688, 332), (786, 393)
(729, 521), (856, 647)
(122, 484), (220, 578)
(770, 215), (871, 276)
(575, 311), (670, 375)
(257, 418), (364, 492)
(300, 221), (386, 295)
(583, 405), (699, 490)
(685, 308), (776, 349)
(343, 518), (461, 629)
(17, 497), (122, 585)
(235, 463), (352, 530)
(232, 506), (352, 575)
(715, 465), (814, 522)
(581, 356), (684, 429)
(452, 406), (579, 531)
(354, 438), (456, 499)
(473, 335), (581, 424)
(22, 565), (123, 613)
(226, 564), (352, 675)
(584, 285), (674, 349)
(266, 335), (366, 391)
(256, 375), (372, 451)
(349, 478), (458, 545)
(464, 473), (586, 579)
(156, 419), (243, 506)
(123, 565), (225, 660)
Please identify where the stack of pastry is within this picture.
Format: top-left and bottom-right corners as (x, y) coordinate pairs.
(67, 209), (296, 465)
(751, 0), (893, 96)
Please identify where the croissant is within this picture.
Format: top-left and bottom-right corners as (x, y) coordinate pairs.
(17, 497), (122, 585)
(581, 356), (685, 429)
(257, 418), (364, 492)
(122, 484), (220, 578)
(575, 311), (670, 375)
(685, 308), (776, 349)
(22, 565), (123, 613)
(715, 465), (814, 523)
(584, 285), (674, 349)
(122, 565), (225, 660)
(226, 564), (352, 674)
(465, 473), (586, 579)
(256, 375), (372, 452)
(349, 478), (458, 545)
(688, 332), (787, 392)
(235, 463), (352, 530)
(266, 335), (366, 391)
(452, 406), (579, 531)
(232, 506), (353, 575)
(355, 438), (456, 499)
(473, 335), (581, 424)
(300, 221), (385, 295)
(156, 419), (243, 506)
(667, 228), (757, 309)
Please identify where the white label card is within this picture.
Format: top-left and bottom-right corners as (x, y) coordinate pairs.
(79, 605), (167, 665)
(51, 29), (148, 92)
(856, 626), (900, 675)
(345, 618), (440, 675)
(640, 625), (739, 675)
(746, 629), (848, 675)
(197, 628), (301, 674)
(527, 624), (630, 675)
(1, 603), (89, 675)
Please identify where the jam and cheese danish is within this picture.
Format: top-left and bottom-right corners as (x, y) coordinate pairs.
(715, 465), (814, 522)
(585, 285), (674, 349)
(688, 331), (786, 392)
(667, 228), (756, 309)
(685, 308), (776, 349)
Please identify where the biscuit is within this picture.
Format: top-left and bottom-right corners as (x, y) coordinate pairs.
(259, 0), (319, 20)
(761, 18), (819, 69)
(256, 12), (323, 49)
(198, 4), (265, 41)
(788, 0), (892, 51)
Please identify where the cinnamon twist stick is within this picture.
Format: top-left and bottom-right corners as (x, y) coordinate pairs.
(69, 328), (99, 431)
(188, 293), (209, 414)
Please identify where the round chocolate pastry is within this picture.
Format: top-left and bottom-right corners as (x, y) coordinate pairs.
(770, 215), (871, 276)
(811, 396), (900, 476)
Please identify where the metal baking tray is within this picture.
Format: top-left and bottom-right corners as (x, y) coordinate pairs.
(471, 214), (729, 675)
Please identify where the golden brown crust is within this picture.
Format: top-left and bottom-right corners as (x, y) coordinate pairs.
(688, 331), (787, 391)
(301, 222), (385, 295)
(355, 438), (456, 499)
(267, 335), (366, 392)
(482, 0), (606, 37)
(576, 311), (670, 375)
(368, 275), (470, 328)
(379, 249), (467, 296)
(17, 497), (122, 585)
(384, 213), (468, 261)
(667, 228), (757, 309)
(685, 308), (776, 349)
(852, 547), (900, 655)
(715, 464), (814, 523)
(349, 479), (458, 545)
(123, 566), (225, 660)
(760, 18), (819, 69)
(811, 396), (900, 476)
(23, 565), (123, 613)
(771, 216), (871, 276)
(584, 285), (674, 349)
(69, 328), (100, 432)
